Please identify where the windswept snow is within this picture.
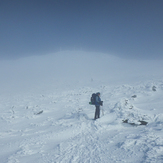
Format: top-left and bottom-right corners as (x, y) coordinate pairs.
(0, 51), (163, 163)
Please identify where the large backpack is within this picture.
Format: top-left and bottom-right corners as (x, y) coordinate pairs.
(89, 93), (97, 105)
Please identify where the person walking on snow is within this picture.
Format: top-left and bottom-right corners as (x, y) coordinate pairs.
(94, 92), (103, 120)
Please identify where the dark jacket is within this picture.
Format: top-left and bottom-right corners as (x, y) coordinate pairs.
(95, 94), (101, 106)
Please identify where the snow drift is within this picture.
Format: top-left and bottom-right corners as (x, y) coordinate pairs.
(0, 51), (163, 163)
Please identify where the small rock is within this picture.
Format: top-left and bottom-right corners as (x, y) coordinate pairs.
(139, 120), (148, 125)
(131, 95), (137, 98)
(129, 105), (133, 109)
(122, 119), (128, 123)
(152, 86), (156, 91)
(34, 110), (43, 115)
(122, 119), (148, 126)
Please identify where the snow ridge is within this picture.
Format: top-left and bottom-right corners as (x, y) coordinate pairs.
(1, 51), (163, 162)
(1, 80), (163, 163)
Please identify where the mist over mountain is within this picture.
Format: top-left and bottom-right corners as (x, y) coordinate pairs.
(1, 51), (162, 95)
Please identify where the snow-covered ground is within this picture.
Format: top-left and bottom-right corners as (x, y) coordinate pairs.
(1, 51), (163, 163)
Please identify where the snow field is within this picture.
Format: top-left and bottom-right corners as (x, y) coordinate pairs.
(0, 80), (163, 163)
(1, 51), (163, 162)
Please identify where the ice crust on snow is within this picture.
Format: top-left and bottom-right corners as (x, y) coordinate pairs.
(0, 51), (163, 163)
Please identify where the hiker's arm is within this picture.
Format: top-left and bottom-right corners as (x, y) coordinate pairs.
(96, 96), (101, 103)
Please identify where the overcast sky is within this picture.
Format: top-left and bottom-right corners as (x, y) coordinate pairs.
(0, 0), (163, 60)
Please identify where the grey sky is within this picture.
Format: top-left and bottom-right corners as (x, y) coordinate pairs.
(0, 0), (163, 59)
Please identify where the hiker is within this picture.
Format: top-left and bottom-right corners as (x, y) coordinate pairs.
(94, 92), (103, 120)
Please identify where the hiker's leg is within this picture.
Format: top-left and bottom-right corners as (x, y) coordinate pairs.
(94, 106), (98, 119)
(98, 106), (100, 118)
(97, 106), (100, 118)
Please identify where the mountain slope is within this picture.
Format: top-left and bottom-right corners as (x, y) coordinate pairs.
(0, 51), (163, 163)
